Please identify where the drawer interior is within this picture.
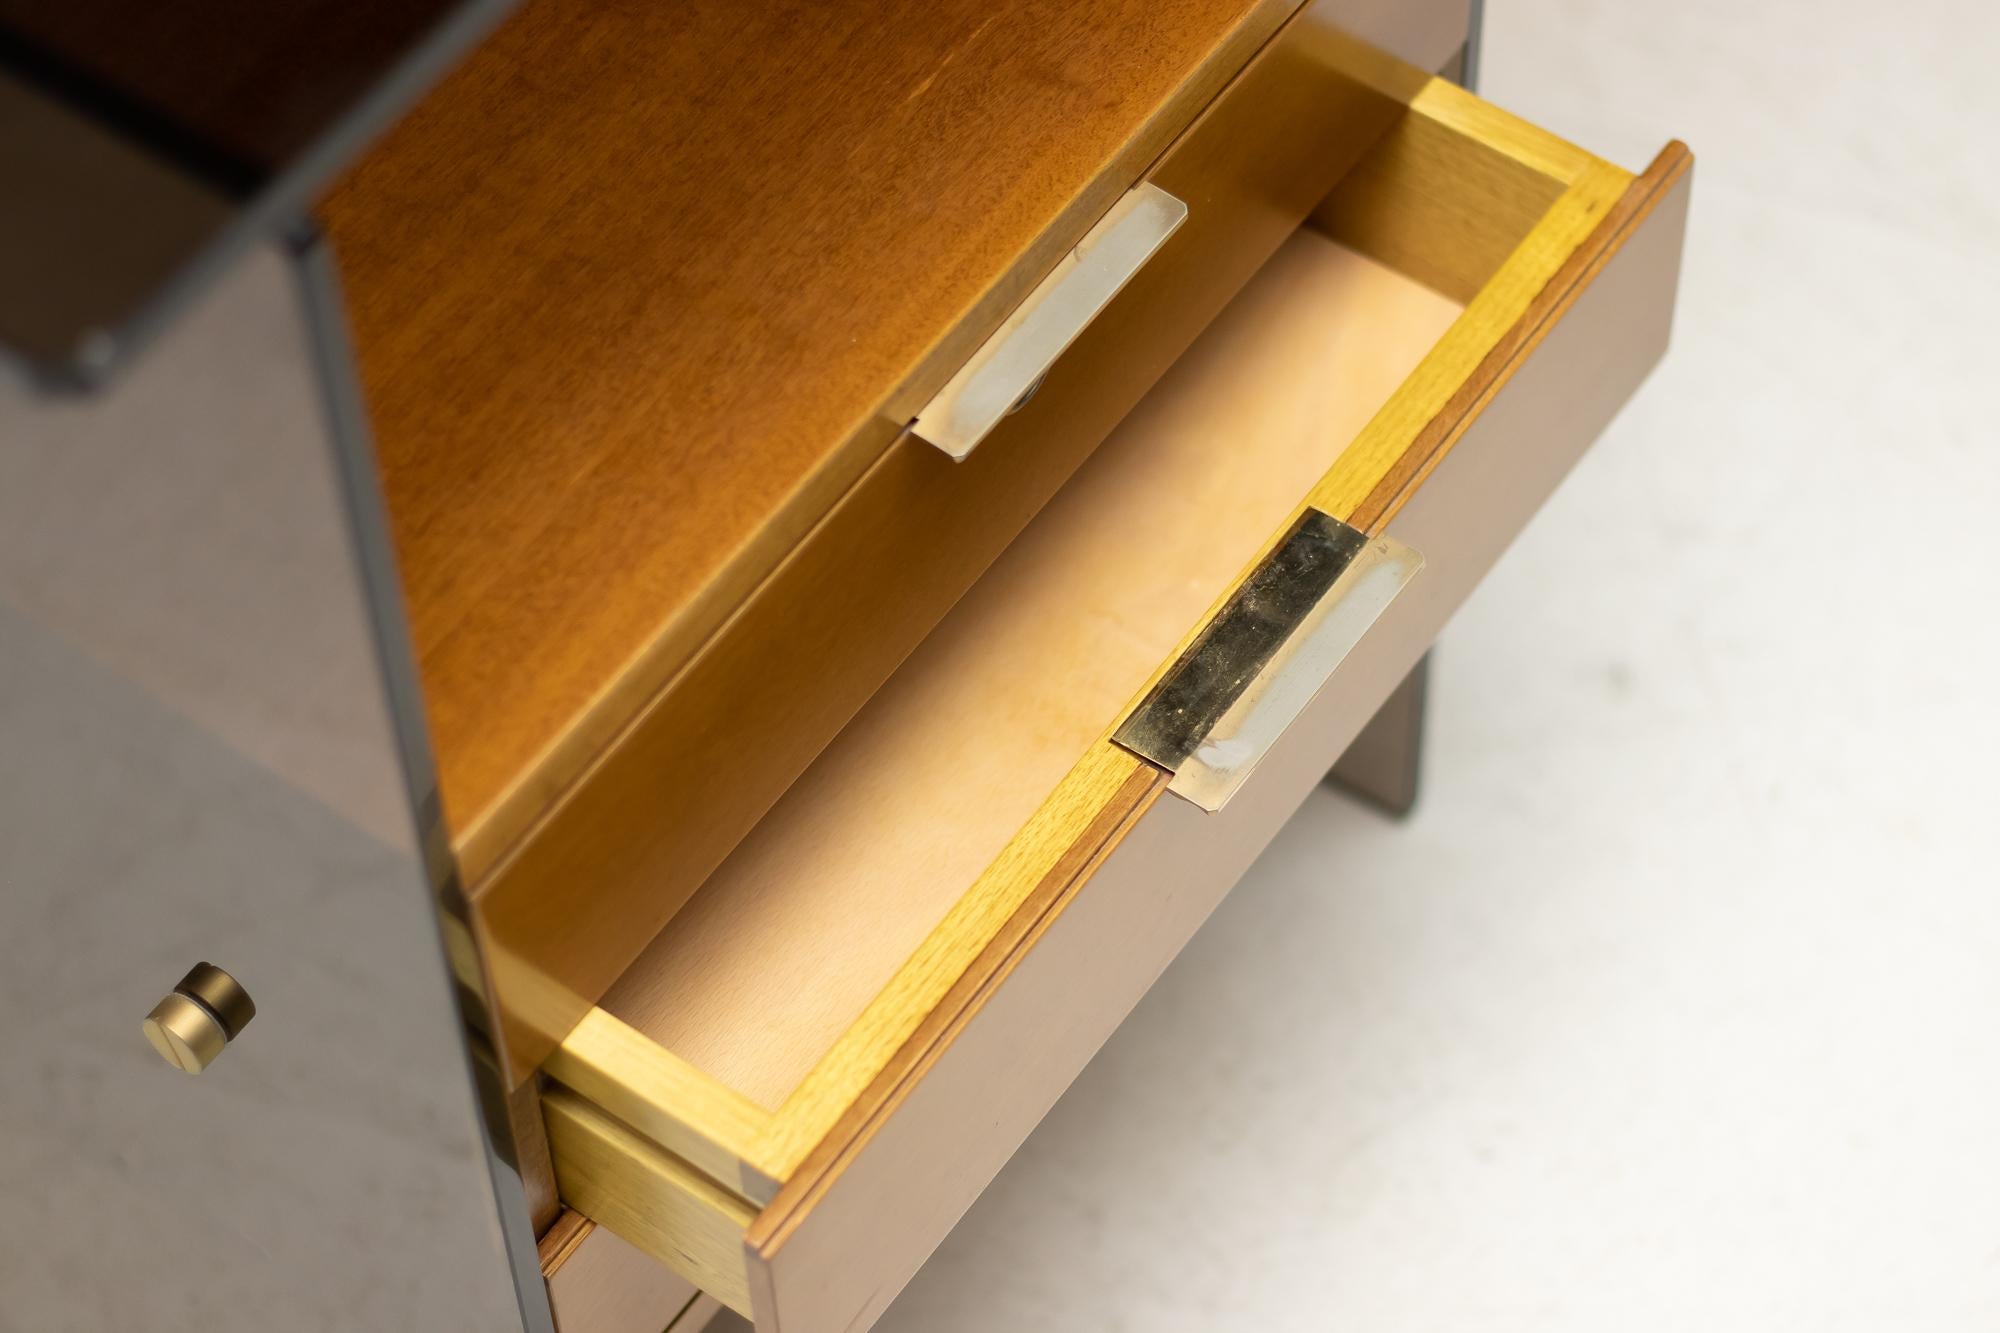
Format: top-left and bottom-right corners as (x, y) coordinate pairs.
(599, 233), (1461, 1110)
(544, 70), (1663, 1243)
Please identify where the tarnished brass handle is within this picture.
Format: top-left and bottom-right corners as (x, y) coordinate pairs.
(1114, 509), (1423, 811)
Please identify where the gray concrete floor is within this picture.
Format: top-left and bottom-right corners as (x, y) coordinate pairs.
(866, 2), (2000, 1328)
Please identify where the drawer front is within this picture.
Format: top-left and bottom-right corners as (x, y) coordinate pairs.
(739, 150), (1691, 1333)
(475, 0), (1475, 1083)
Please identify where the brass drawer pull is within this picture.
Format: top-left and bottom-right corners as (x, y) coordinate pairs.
(142, 962), (256, 1074)
(1114, 509), (1422, 811)
(912, 182), (1187, 461)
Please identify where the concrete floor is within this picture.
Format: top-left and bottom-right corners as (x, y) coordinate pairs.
(866, 2), (2000, 1328)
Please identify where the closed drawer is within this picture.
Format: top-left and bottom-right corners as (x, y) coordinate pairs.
(541, 77), (1691, 1333)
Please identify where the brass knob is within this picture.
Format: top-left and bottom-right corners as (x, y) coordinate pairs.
(142, 963), (255, 1074)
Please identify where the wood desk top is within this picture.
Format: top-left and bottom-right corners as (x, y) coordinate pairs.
(321, 0), (1291, 875)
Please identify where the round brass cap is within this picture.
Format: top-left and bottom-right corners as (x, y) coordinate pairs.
(176, 961), (256, 1039)
(142, 992), (229, 1073)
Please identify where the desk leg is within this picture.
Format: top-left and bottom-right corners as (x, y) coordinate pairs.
(1324, 652), (1429, 817)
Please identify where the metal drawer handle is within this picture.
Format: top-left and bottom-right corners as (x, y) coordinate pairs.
(1113, 509), (1423, 811)
(912, 183), (1187, 461)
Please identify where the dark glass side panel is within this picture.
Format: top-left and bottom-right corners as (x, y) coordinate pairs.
(0, 239), (544, 1329)
(0, 0), (510, 384)
(0, 0), (464, 187)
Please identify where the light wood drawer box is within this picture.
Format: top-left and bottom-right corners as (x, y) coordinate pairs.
(536, 78), (1692, 1333)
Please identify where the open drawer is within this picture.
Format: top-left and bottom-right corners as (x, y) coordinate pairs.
(327, 0), (1473, 1085)
(539, 79), (1691, 1333)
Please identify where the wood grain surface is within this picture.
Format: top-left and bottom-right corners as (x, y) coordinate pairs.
(321, 0), (1293, 873)
(544, 1089), (759, 1317)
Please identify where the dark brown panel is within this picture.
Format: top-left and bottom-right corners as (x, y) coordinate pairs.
(1, 0), (465, 178)
(325, 0), (1304, 872)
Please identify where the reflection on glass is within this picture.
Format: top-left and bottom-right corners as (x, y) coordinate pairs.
(0, 240), (537, 1329)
